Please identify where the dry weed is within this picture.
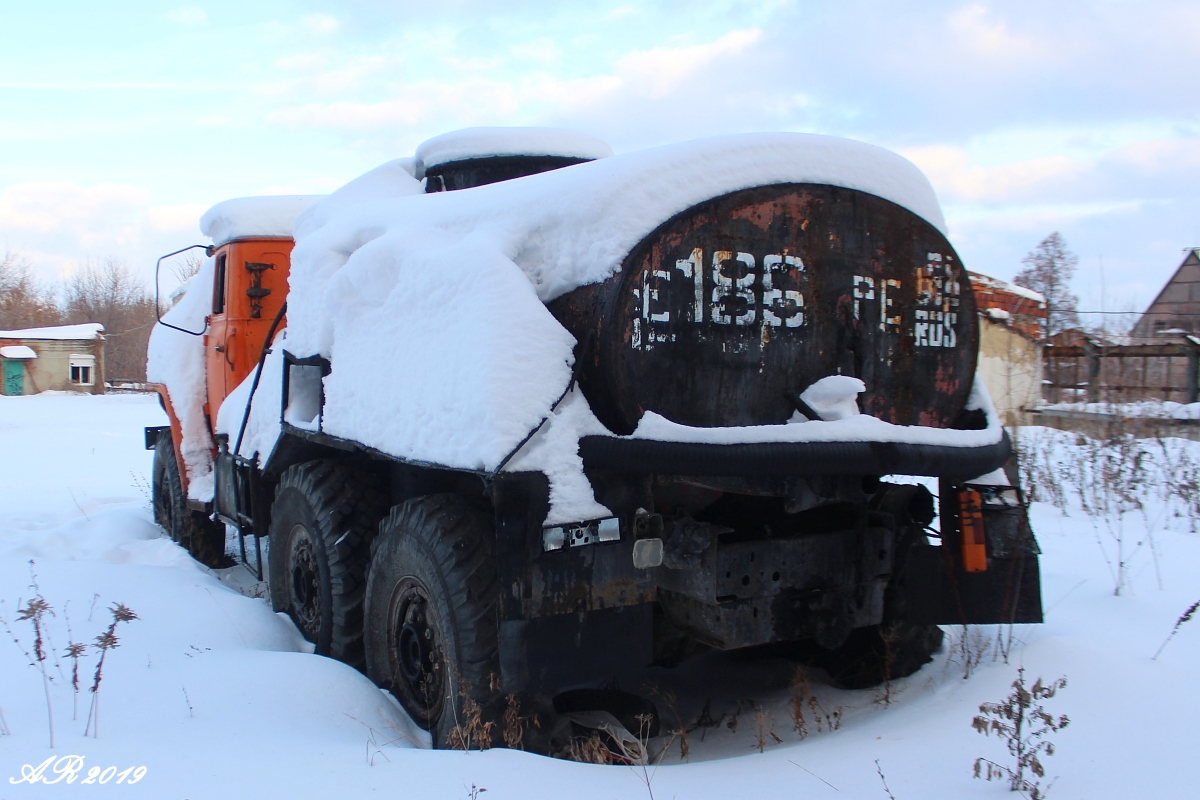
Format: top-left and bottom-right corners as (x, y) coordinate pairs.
(973, 668), (1069, 800)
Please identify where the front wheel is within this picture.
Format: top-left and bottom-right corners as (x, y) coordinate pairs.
(152, 435), (226, 568)
(268, 460), (385, 668)
(364, 495), (500, 748)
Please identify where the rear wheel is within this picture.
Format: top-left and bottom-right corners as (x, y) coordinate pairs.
(364, 495), (500, 748)
(268, 460), (385, 668)
(152, 436), (226, 568)
(819, 621), (944, 690)
(818, 486), (943, 689)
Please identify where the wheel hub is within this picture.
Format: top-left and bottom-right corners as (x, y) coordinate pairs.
(287, 524), (322, 637)
(388, 579), (445, 723)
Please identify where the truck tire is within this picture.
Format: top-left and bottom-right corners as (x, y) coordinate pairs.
(364, 495), (500, 749)
(268, 460), (385, 668)
(152, 436), (227, 569)
(818, 622), (944, 690)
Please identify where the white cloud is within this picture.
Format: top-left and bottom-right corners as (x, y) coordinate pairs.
(509, 39), (562, 66)
(165, 6), (208, 27)
(145, 204), (209, 232)
(0, 182), (149, 234)
(276, 53), (330, 72)
(301, 14), (340, 34)
(602, 29), (763, 101)
(0, 182), (191, 283)
(945, 3), (1044, 60)
(263, 28), (764, 135)
(901, 145), (1086, 203)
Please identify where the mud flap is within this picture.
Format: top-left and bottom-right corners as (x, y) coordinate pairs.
(902, 481), (1043, 626)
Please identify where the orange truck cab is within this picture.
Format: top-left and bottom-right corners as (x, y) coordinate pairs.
(201, 237), (292, 424)
(148, 237), (293, 508)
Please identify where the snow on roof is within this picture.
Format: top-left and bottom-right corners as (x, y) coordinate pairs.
(414, 127), (614, 176)
(0, 345), (37, 359)
(0, 323), (104, 341)
(200, 195), (323, 246)
(293, 159), (424, 241)
(969, 271), (1046, 305)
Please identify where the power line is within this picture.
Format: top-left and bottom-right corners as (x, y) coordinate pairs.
(1073, 310), (1200, 317)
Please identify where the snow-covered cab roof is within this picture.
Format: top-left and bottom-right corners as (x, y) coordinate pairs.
(200, 195), (324, 246)
(414, 127), (613, 191)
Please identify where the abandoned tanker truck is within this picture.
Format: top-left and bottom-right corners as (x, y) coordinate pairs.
(145, 128), (1042, 749)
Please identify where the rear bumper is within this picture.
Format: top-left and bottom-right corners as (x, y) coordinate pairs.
(579, 429), (1011, 480)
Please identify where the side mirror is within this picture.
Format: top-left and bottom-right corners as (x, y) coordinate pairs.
(154, 244), (213, 336)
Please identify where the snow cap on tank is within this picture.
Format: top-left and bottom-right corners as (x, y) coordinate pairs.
(200, 195), (323, 246)
(415, 126), (614, 192)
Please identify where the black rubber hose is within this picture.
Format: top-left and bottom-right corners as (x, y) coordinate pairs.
(233, 301), (288, 458)
(578, 429), (1011, 480)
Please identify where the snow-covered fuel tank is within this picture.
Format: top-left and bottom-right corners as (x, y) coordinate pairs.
(549, 183), (979, 435)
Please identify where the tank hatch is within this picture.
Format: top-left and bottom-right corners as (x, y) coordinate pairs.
(415, 126), (612, 193)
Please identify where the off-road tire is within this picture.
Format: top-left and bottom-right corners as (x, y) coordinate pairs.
(364, 495), (500, 749)
(818, 622), (944, 690)
(152, 436), (226, 568)
(268, 460), (386, 668)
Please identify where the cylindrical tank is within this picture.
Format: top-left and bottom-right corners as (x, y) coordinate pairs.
(549, 183), (979, 435)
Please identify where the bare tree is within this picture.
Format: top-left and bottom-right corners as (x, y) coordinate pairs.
(0, 250), (62, 331)
(1013, 232), (1080, 338)
(171, 253), (206, 285)
(63, 259), (157, 381)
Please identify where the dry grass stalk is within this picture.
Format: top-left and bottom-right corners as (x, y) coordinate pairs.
(875, 759), (897, 800)
(751, 706), (782, 753)
(500, 693), (540, 750)
(790, 668), (810, 739)
(1152, 598), (1200, 660)
(446, 680), (495, 751)
(629, 712), (679, 800)
(85, 602), (139, 738)
(6, 564), (58, 748)
(953, 625), (987, 679)
(788, 671), (843, 737)
(565, 731), (609, 764)
(753, 706), (767, 753)
(877, 625), (899, 706)
(973, 668), (1069, 800)
(644, 683), (689, 760)
(64, 602), (85, 721)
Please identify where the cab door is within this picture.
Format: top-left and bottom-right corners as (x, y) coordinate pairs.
(204, 249), (232, 425)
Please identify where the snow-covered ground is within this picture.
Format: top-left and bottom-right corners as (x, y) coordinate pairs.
(2, 392), (1198, 798)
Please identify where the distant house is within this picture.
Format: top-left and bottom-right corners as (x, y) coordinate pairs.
(1130, 248), (1200, 339)
(0, 323), (106, 396)
(969, 272), (1048, 425)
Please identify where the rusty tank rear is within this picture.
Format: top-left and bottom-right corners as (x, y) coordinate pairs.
(549, 183), (979, 435)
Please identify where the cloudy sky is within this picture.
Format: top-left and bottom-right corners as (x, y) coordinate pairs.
(2, 0), (1197, 322)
